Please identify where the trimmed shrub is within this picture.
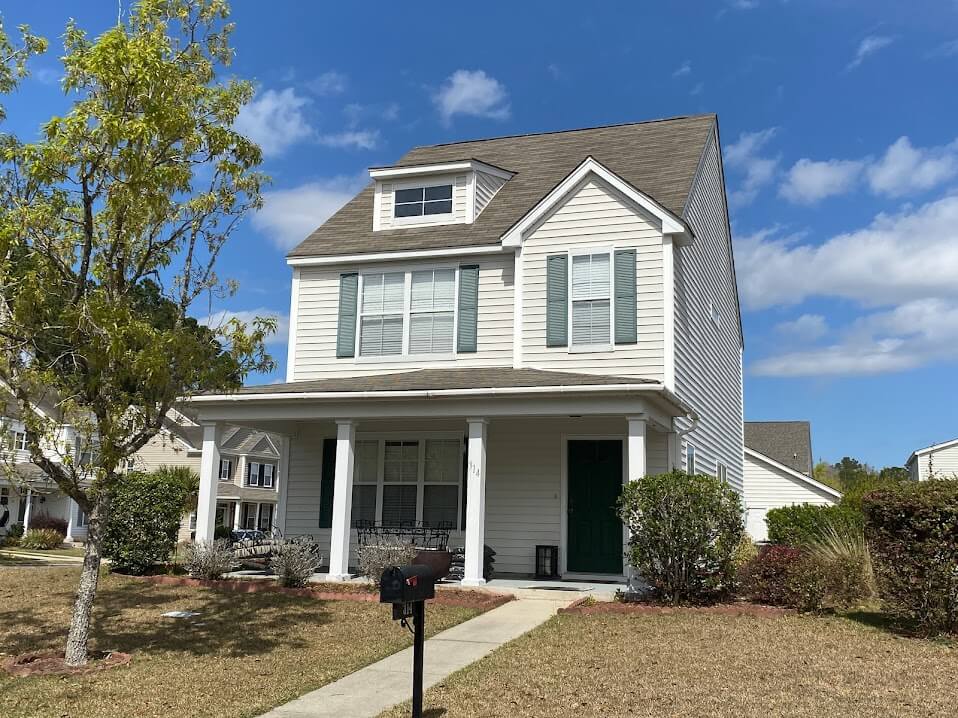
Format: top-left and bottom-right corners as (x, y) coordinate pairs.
(270, 536), (323, 588)
(739, 545), (807, 607)
(765, 503), (862, 547)
(862, 480), (958, 634)
(358, 542), (418, 587)
(618, 470), (744, 605)
(184, 539), (235, 580)
(20, 527), (65, 550)
(29, 512), (69, 535)
(102, 469), (194, 574)
(213, 524), (233, 541)
(6, 522), (24, 539)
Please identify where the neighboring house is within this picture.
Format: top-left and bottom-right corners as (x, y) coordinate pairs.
(743, 421), (841, 542)
(905, 437), (958, 481)
(188, 113), (745, 585)
(131, 410), (282, 542)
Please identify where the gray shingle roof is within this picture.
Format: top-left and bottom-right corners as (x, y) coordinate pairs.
(288, 114), (716, 258)
(227, 368), (659, 395)
(745, 421), (813, 476)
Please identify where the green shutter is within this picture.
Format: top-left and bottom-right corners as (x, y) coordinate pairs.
(614, 249), (637, 345)
(336, 273), (359, 358)
(546, 254), (568, 347)
(318, 438), (336, 528)
(457, 264), (479, 353)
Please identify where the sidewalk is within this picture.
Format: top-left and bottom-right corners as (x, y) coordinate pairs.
(258, 595), (573, 718)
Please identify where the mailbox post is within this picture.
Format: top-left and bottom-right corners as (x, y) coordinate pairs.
(380, 565), (436, 718)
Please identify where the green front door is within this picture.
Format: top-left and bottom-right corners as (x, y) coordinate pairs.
(567, 440), (624, 574)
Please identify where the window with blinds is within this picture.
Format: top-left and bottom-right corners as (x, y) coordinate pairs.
(571, 252), (611, 346)
(351, 440), (379, 527)
(382, 440), (419, 526)
(360, 272), (405, 356)
(423, 438), (461, 528)
(410, 269), (455, 354)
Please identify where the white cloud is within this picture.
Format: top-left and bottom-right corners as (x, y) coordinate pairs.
(866, 136), (958, 197)
(199, 309), (290, 347)
(736, 194), (958, 310)
(235, 88), (313, 157)
(690, 82), (705, 96)
(306, 71), (347, 96)
(847, 35), (894, 70)
(672, 61), (692, 78)
(317, 130), (380, 150)
(779, 158), (866, 204)
(926, 39), (958, 59)
(775, 314), (828, 342)
(251, 177), (366, 251)
(434, 70), (510, 124)
(31, 67), (60, 85)
(724, 128), (780, 206)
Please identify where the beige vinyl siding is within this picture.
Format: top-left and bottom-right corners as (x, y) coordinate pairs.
(282, 417), (669, 576)
(293, 255), (514, 380)
(132, 431), (201, 474)
(520, 178), (665, 379)
(913, 442), (958, 480)
(743, 451), (838, 541)
(377, 174), (468, 230)
(674, 128), (745, 493)
(475, 170), (508, 217)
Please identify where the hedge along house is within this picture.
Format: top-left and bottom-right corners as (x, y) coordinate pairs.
(188, 115), (745, 584)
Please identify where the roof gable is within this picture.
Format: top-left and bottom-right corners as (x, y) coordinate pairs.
(745, 447), (842, 500)
(744, 421), (813, 476)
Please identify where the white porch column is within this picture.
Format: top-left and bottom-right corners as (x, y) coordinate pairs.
(327, 420), (356, 582)
(22, 489), (33, 531)
(65, 499), (78, 542)
(274, 435), (291, 535)
(626, 416), (647, 481)
(232, 502), (242, 530)
(462, 418), (488, 587)
(195, 422), (222, 543)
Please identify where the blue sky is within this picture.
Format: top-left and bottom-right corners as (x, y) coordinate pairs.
(4, 1), (958, 469)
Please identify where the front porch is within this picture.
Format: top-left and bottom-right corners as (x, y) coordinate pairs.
(189, 370), (691, 585)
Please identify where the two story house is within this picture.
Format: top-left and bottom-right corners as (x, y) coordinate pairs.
(189, 113), (744, 584)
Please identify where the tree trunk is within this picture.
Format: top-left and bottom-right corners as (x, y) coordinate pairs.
(64, 502), (104, 666)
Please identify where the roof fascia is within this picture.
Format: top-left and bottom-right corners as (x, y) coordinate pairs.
(287, 244), (508, 267)
(745, 446), (843, 499)
(908, 436), (958, 462)
(369, 159), (515, 182)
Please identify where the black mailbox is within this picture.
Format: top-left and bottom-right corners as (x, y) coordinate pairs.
(380, 564), (436, 604)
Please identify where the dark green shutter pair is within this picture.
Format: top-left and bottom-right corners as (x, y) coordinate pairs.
(335, 265), (480, 357)
(545, 249), (637, 347)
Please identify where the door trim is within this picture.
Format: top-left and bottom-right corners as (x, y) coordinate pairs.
(559, 434), (627, 577)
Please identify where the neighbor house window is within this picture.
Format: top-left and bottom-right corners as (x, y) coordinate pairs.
(10, 430), (27, 452)
(258, 504), (274, 532)
(394, 184), (453, 218)
(571, 252), (611, 347)
(409, 269), (455, 354)
(241, 503), (256, 530)
(219, 458), (233, 481)
(246, 462), (275, 488)
(77, 509), (89, 528)
(687, 444), (696, 474)
(359, 272), (405, 357)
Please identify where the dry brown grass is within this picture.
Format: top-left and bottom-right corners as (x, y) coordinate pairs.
(382, 609), (958, 718)
(0, 567), (478, 718)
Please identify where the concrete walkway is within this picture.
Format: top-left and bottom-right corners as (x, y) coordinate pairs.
(258, 595), (573, 718)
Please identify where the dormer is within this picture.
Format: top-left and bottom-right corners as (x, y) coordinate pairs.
(370, 159), (514, 231)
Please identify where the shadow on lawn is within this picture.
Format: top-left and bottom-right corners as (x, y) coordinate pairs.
(840, 610), (954, 644)
(0, 580), (336, 659)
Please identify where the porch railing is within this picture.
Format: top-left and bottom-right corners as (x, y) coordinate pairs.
(354, 520), (452, 551)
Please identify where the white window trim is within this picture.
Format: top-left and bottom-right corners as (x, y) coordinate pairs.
(355, 265), (462, 360)
(567, 247), (614, 354)
(390, 176), (456, 227)
(218, 457), (233, 481)
(246, 461), (277, 489)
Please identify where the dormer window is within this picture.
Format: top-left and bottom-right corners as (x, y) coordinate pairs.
(395, 184), (453, 218)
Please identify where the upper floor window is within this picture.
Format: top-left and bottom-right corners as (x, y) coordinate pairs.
(571, 252), (611, 348)
(410, 269), (455, 354)
(246, 461), (275, 488)
(10, 430), (28, 452)
(394, 184), (453, 218)
(360, 272), (405, 357)
(218, 458), (233, 481)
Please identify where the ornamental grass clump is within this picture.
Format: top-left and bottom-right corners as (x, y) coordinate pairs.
(617, 470), (744, 605)
(20, 527), (65, 550)
(270, 536), (323, 588)
(184, 540), (235, 580)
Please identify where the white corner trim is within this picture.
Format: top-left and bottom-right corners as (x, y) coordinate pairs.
(286, 267), (300, 383)
(369, 159), (514, 181)
(744, 447), (843, 500)
(512, 247), (523, 368)
(466, 172), (477, 224)
(662, 235), (675, 392)
(287, 244), (508, 267)
(500, 156), (691, 247)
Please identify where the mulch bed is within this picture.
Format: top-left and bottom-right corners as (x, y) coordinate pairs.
(2, 650), (132, 677)
(560, 598), (792, 618)
(133, 574), (512, 610)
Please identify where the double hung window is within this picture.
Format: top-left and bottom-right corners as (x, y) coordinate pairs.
(571, 252), (611, 347)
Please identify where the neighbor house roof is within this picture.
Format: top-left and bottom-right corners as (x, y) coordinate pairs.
(744, 421), (813, 476)
(288, 114), (716, 258)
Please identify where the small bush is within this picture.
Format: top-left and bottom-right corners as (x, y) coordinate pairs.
(863, 480), (958, 635)
(618, 470), (744, 605)
(732, 534), (759, 571)
(213, 525), (233, 541)
(6, 522), (24, 539)
(270, 536), (323, 588)
(765, 503), (862, 547)
(184, 539), (235, 580)
(739, 545), (807, 607)
(29, 512), (69, 535)
(20, 527), (65, 550)
(358, 542), (418, 587)
(805, 524), (875, 608)
(102, 469), (194, 574)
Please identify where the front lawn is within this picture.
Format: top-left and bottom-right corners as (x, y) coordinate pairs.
(0, 567), (479, 718)
(382, 607), (958, 717)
